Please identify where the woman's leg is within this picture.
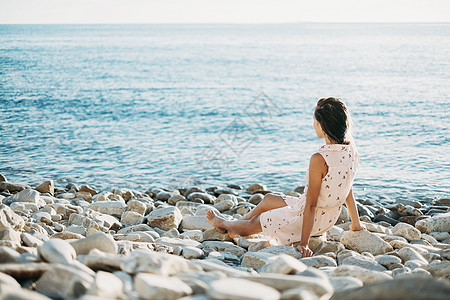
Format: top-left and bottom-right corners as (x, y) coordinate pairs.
(240, 193), (287, 221)
(206, 210), (262, 236)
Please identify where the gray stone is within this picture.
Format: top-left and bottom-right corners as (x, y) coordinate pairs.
(203, 228), (233, 241)
(415, 212), (450, 234)
(421, 260), (450, 278)
(182, 246), (204, 259)
(147, 206), (182, 231)
(86, 271), (123, 298)
(329, 265), (392, 283)
(202, 241), (246, 257)
(213, 199), (235, 212)
(70, 232), (118, 255)
(241, 251), (278, 269)
(35, 264), (94, 299)
(187, 192), (214, 204)
(245, 273), (333, 296)
(135, 273), (192, 300)
(127, 200), (147, 215)
(300, 255), (337, 268)
(259, 245), (302, 259)
(0, 228), (20, 243)
(392, 222), (421, 241)
(331, 278), (450, 300)
(375, 255), (402, 268)
(397, 247), (428, 264)
(340, 255), (386, 271)
(314, 241), (345, 255)
(180, 230), (204, 242)
(326, 226), (345, 241)
(0, 204), (25, 232)
(87, 201), (127, 218)
(120, 211), (144, 226)
(208, 278), (280, 300)
(7, 189), (40, 204)
(340, 230), (393, 255)
(329, 276), (363, 293)
(120, 249), (189, 276)
(38, 238), (76, 264)
(259, 254), (308, 274)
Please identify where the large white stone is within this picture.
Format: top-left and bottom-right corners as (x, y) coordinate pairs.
(340, 230), (393, 255)
(87, 201), (127, 218)
(70, 232), (118, 255)
(147, 206), (182, 231)
(7, 189), (40, 204)
(87, 271), (124, 298)
(415, 212), (450, 234)
(35, 264), (94, 299)
(208, 278), (280, 300)
(392, 223), (421, 241)
(135, 273), (192, 300)
(180, 215), (214, 231)
(300, 255), (337, 268)
(397, 247), (428, 264)
(38, 238), (76, 264)
(202, 241), (246, 257)
(0, 204), (25, 232)
(259, 254), (308, 274)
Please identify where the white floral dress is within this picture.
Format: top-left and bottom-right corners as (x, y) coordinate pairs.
(260, 142), (359, 245)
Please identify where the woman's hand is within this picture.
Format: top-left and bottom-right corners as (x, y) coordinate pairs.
(297, 244), (313, 257)
(349, 223), (366, 231)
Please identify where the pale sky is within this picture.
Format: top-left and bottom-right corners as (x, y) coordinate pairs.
(0, 0), (449, 24)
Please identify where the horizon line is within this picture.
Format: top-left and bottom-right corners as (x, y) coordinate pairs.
(1, 21), (449, 25)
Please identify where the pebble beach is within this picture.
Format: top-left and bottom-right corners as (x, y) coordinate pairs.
(0, 174), (449, 299)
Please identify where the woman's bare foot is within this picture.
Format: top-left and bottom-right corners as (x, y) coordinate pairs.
(206, 210), (227, 234)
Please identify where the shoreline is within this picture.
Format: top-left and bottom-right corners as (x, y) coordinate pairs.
(0, 175), (449, 299)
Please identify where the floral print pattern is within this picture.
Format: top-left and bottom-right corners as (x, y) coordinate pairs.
(260, 142), (359, 245)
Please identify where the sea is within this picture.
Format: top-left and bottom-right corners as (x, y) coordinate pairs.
(0, 23), (449, 202)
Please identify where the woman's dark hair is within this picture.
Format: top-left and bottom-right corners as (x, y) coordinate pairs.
(314, 97), (351, 144)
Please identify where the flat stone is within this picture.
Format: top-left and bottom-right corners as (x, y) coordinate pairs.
(259, 245), (302, 259)
(329, 265), (392, 283)
(247, 240), (271, 252)
(329, 276), (363, 293)
(86, 271), (123, 298)
(202, 241), (246, 257)
(35, 264), (94, 299)
(87, 201), (127, 218)
(392, 222), (421, 241)
(0, 204), (25, 231)
(415, 212), (450, 234)
(375, 255), (402, 268)
(421, 260), (450, 277)
(0, 182), (30, 193)
(340, 230), (393, 255)
(203, 228), (233, 241)
(22, 232), (45, 247)
(0, 262), (51, 280)
(300, 255), (337, 268)
(182, 246), (204, 259)
(116, 224), (154, 235)
(314, 241), (345, 255)
(429, 231), (450, 241)
(259, 254), (308, 274)
(187, 192), (214, 204)
(208, 278), (280, 300)
(245, 273), (333, 296)
(135, 273), (192, 300)
(331, 278), (450, 300)
(147, 206), (182, 231)
(326, 226), (345, 241)
(0, 246), (21, 263)
(397, 247), (428, 264)
(70, 232), (118, 255)
(241, 251), (278, 269)
(340, 255), (386, 271)
(120, 249), (189, 276)
(180, 230), (204, 242)
(38, 238), (76, 264)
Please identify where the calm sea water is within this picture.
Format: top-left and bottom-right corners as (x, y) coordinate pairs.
(0, 23), (449, 201)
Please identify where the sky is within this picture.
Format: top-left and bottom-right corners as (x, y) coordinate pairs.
(0, 0), (449, 24)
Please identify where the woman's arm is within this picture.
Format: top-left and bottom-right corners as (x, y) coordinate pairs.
(298, 153), (327, 257)
(345, 188), (364, 231)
